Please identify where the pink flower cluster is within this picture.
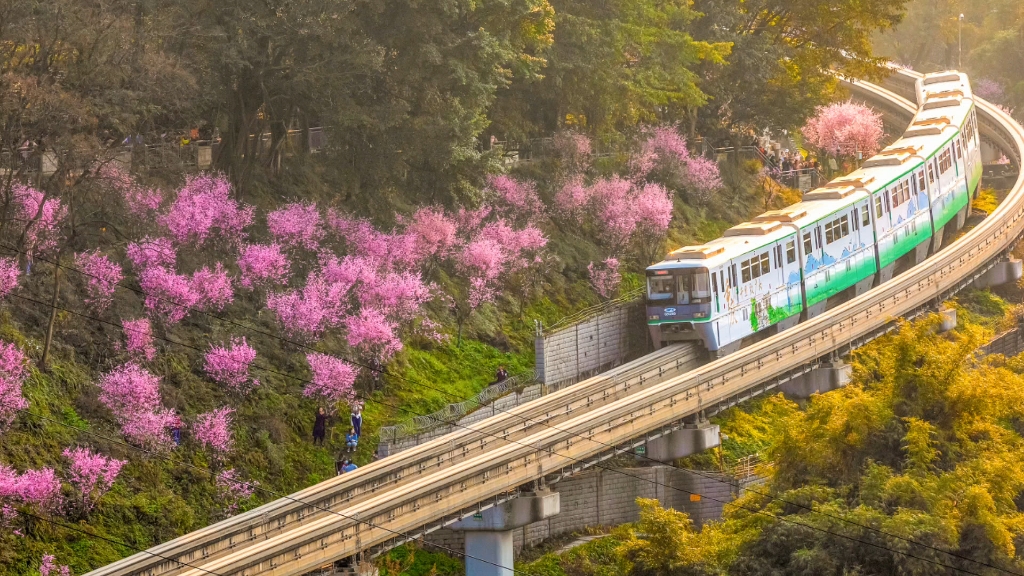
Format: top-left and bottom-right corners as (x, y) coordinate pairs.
(975, 78), (1004, 103)
(102, 164), (163, 216)
(97, 363), (173, 450)
(802, 101), (884, 158)
(159, 174), (254, 246)
(193, 407), (234, 454)
(236, 243), (290, 289)
(216, 468), (257, 514)
(267, 202), (323, 250)
(405, 207), (458, 261)
(13, 184), (65, 256)
(0, 465), (62, 512)
(122, 318), (156, 362)
(303, 352), (358, 405)
(138, 263), (233, 324)
(344, 309), (402, 360)
(204, 338), (258, 394)
(62, 447), (125, 512)
(75, 251), (123, 310)
(631, 126), (690, 178)
(487, 175), (543, 222)
(557, 176), (671, 249)
(266, 272), (351, 339)
(39, 554), (71, 576)
(126, 237), (176, 271)
(0, 341), (29, 431)
(0, 257), (20, 299)
(588, 258), (621, 299)
(552, 131), (592, 174)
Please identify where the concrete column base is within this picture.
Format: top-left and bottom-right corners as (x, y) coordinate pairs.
(939, 307), (957, 333)
(453, 491), (560, 576)
(646, 423), (721, 463)
(780, 360), (851, 399)
(972, 258), (1023, 289)
(931, 226), (945, 254)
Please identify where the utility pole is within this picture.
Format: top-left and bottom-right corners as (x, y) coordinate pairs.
(958, 13), (964, 69)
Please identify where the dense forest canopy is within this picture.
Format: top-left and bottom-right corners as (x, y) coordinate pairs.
(0, 0), (914, 574)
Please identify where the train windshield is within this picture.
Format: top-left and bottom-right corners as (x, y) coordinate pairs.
(647, 268), (711, 305)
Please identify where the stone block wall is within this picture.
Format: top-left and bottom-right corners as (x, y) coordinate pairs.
(422, 466), (738, 556)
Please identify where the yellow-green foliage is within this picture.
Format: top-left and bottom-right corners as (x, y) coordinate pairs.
(520, 300), (1024, 574)
(973, 188), (999, 214)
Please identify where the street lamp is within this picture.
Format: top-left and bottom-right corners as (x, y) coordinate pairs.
(958, 13), (964, 69)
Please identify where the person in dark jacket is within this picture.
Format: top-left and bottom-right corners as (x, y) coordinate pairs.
(313, 407), (328, 446)
(495, 365), (509, 384)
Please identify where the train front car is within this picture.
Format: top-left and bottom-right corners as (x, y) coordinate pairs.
(646, 221), (799, 355)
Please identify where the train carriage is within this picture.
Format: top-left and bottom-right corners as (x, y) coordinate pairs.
(648, 70), (984, 354)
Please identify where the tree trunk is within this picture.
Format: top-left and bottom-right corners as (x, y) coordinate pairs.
(40, 263), (61, 369)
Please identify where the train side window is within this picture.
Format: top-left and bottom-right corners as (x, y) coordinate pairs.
(786, 240), (796, 263)
(814, 228), (822, 249)
(803, 232), (812, 255)
(918, 170), (926, 193)
(883, 192), (891, 213)
(955, 139), (962, 160)
(840, 215), (849, 237)
(720, 270), (725, 290)
(928, 163), (935, 183)
(874, 196), (883, 218)
(741, 260), (751, 283)
(711, 271), (718, 295)
(759, 252), (770, 275)
(729, 266), (736, 287)
(862, 205), (871, 227)
(775, 245), (783, 268)
(852, 209), (859, 231)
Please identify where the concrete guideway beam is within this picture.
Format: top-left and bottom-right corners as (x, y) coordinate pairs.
(972, 257), (1023, 290)
(452, 490), (561, 576)
(646, 423), (721, 463)
(778, 360), (851, 399)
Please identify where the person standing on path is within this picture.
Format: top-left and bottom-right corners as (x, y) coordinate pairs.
(350, 406), (363, 438)
(495, 365), (508, 384)
(313, 407), (328, 446)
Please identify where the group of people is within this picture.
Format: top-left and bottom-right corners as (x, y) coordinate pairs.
(764, 148), (819, 174)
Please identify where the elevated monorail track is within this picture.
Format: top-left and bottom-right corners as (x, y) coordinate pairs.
(87, 69), (1024, 576)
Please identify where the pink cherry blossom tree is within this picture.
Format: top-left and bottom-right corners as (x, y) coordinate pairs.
(631, 183), (674, 265)
(303, 352), (358, 406)
(204, 338), (258, 394)
(267, 202), (323, 250)
(62, 447), (125, 515)
(12, 184), (66, 256)
(551, 130), (592, 177)
(0, 341), (29, 432)
(236, 243), (290, 290)
(193, 407), (234, 455)
(159, 174), (254, 246)
(266, 272), (351, 340)
(802, 101), (884, 160)
(215, 468), (257, 515)
(75, 251), (123, 310)
(975, 79), (1004, 103)
(344, 308), (402, 362)
(486, 175), (543, 224)
(0, 257), (20, 299)
(190, 263), (234, 311)
(405, 207), (458, 263)
(138, 267), (199, 324)
(121, 318), (156, 362)
(126, 237), (176, 271)
(39, 554), (71, 576)
(0, 465), (62, 512)
(101, 164), (163, 216)
(588, 258), (621, 299)
(97, 363), (173, 450)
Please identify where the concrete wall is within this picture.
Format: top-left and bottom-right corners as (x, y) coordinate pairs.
(536, 300), (647, 389)
(423, 466), (736, 555)
(982, 326), (1024, 357)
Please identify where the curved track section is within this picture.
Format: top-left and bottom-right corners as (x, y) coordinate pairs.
(87, 70), (1024, 576)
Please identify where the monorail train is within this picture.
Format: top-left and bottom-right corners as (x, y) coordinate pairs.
(646, 71), (984, 355)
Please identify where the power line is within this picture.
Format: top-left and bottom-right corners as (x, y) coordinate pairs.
(5, 252), (1019, 574)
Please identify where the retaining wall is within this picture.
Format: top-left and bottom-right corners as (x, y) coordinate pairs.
(536, 300), (648, 389)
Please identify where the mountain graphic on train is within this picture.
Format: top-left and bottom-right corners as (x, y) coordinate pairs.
(646, 71), (983, 356)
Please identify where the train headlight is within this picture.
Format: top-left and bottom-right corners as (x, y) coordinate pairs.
(694, 312), (707, 319)
(649, 315), (660, 320)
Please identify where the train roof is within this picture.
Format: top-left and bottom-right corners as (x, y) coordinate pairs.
(650, 221), (794, 271)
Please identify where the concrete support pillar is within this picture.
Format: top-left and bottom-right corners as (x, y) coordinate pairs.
(939, 307), (957, 333)
(780, 360), (851, 399)
(646, 423), (721, 463)
(453, 490), (560, 576)
(972, 258), (1023, 289)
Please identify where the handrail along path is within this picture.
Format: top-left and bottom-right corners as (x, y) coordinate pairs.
(86, 69), (1024, 576)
